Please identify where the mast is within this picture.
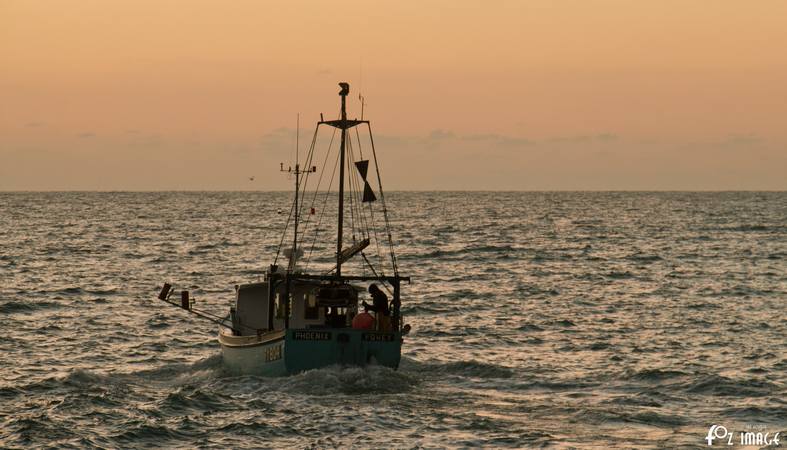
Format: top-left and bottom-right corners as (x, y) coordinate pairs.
(291, 114), (300, 273)
(316, 82), (368, 276)
(336, 82), (349, 276)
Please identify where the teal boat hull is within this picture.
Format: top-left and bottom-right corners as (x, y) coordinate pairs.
(284, 329), (402, 373)
(219, 326), (402, 376)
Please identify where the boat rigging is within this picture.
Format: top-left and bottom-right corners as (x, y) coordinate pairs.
(155, 82), (410, 375)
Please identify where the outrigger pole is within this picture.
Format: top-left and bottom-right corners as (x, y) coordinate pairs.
(154, 283), (245, 334)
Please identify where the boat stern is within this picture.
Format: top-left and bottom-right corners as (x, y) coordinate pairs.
(284, 328), (402, 373)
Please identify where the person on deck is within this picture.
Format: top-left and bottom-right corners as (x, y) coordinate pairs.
(362, 284), (391, 332)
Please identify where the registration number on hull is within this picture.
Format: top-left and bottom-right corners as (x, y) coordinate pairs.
(265, 344), (282, 362)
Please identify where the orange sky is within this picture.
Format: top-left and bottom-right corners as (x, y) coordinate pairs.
(1, 0), (786, 190)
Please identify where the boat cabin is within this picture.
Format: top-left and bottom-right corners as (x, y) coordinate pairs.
(230, 279), (361, 336)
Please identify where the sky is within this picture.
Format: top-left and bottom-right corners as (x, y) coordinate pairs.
(1, 0), (786, 190)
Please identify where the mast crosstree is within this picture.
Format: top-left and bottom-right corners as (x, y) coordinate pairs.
(318, 82), (371, 276)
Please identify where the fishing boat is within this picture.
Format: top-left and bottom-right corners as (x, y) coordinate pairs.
(156, 83), (410, 375)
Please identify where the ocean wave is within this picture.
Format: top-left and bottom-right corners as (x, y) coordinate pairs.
(547, 319), (576, 327)
(517, 323), (545, 332)
(28, 286), (94, 297)
(400, 304), (458, 316)
(188, 244), (219, 255)
(683, 374), (779, 397)
(130, 355), (225, 384)
(574, 408), (687, 427)
(720, 224), (786, 232)
(275, 364), (418, 395)
(0, 300), (61, 314)
(625, 411), (688, 427)
(625, 368), (691, 382)
(413, 360), (515, 379)
(8, 357), (226, 400)
(111, 422), (194, 446)
(442, 288), (493, 301)
(3, 414), (82, 447)
(722, 405), (787, 422)
(511, 379), (601, 391)
(158, 387), (235, 414)
(407, 244), (522, 260)
(605, 270), (635, 279)
(606, 394), (663, 407)
(515, 284), (560, 297)
(585, 341), (611, 351)
(625, 253), (663, 263)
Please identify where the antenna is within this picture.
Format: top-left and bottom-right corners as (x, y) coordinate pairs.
(358, 58), (365, 120)
(281, 113), (315, 273)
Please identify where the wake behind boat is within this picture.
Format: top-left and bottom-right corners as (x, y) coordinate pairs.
(156, 83), (411, 375)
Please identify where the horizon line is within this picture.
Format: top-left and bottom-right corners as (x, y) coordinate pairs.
(1, 189), (785, 193)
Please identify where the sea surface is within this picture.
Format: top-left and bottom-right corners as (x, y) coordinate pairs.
(1, 192), (785, 449)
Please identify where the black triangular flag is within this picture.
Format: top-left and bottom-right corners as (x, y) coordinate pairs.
(355, 160), (369, 180)
(362, 181), (377, 202)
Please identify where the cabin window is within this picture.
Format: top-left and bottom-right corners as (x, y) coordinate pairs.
(305, 293), (319, 320)
(275, 293), (284, 319)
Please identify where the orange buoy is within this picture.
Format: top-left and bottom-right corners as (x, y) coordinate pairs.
(352, 312), (375, 330)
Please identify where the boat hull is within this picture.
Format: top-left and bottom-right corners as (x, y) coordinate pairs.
(219, 327), (402, 376)
(219, 329), (288, 376)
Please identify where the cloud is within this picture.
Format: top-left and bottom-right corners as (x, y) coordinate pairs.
(423, 130), (534, 146)
(374, 134), (407, 147)
(680, 133), (768, 152)
(596, 133), (618, 142)
(128, 132), (164, 147)
(255, 127), (296, 154)
(368, 130), (538, 154)
(549, 133), (619, 143)
(77, 132), (96, 138)
(24, 121), (45, 128)
(427, 129), (455, 140)
(462, 133), (534, 147)
(719, 133), (763, 147)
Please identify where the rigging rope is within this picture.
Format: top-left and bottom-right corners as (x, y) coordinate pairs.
(346, 134), (356, 244)
(277, 113), (401, 279)
(367, 123), (399, 276)
(294, 125), (325, 247)
(304, 131), (341, 271)
(272, 192), (296, 268)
